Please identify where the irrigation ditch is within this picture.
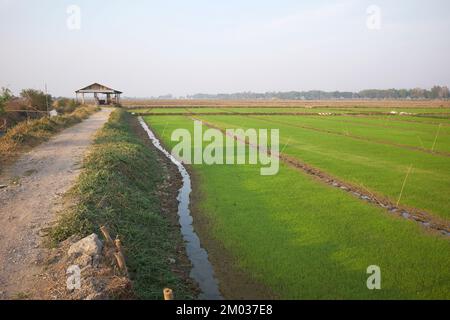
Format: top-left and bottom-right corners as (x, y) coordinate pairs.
(138, 117), (223, 300)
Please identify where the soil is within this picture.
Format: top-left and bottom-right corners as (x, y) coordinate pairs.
(0, 108), (112, 299)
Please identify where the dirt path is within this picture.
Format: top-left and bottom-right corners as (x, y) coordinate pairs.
(0, 108), (112, 299)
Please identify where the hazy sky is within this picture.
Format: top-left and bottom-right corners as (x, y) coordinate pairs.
(0, 0), (449, 97)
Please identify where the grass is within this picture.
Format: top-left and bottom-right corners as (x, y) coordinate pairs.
(197, 114), (450, 221)
(247, 115), (450, 153)
(144, 114), (450, 299)
(50, 110), (194, 300)
(0, 106), (99, 171)
(372, 115), (450, 125)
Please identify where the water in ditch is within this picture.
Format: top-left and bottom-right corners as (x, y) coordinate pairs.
(139, 117), (223, 300)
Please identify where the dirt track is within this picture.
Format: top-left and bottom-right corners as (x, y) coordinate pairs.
(0, 108), (111, 299)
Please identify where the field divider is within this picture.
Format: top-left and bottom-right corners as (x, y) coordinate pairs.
(368, 115), (450, 127)
(249, 115), (450, 158)
(324, 116), (450, 133)
(191, 116), (450, 237)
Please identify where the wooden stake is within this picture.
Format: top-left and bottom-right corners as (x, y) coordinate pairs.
(163, 288), (174, 300)
(431, 124), (442, 152)
(397, 164), (413, 206)
(114, 252), (128, 276)
(115, 238), (123, 251)
(113, 237), (128, 276)
(100, 226), (114, 246)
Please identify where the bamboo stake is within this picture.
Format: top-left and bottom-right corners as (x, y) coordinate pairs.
(163, 288), (174, 300)
(100, 226), (114, 246)
(114, 238), (128, 276)
(115, 238), (123, 251)
(431, 124), (442, 152)
(417, 135), (425, 149)
(397, 164), (413, 206)
(114, 252), (127, 273)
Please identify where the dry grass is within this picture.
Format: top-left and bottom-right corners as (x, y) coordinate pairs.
(0, 106), (99, 171)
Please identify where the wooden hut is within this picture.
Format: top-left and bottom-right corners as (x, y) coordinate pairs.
(75, 83), (122, 105)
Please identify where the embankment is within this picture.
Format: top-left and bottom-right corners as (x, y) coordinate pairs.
(50, 110), (196, 299)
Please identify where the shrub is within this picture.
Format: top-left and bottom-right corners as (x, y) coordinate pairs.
(0, 88), (13, 115)
(20, 89), (52, 112)
(0, 106), (98, 166)
(55, 98), (81, 114)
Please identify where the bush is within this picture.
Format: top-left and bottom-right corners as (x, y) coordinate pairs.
(20, 89), (52, 112)
(0, 88), (13, 115)
(55, 98), (81, 114)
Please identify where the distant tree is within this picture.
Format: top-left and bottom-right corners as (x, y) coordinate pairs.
(20, 89), (53, 112)
(187, 86), (448, 100)
(430, 85), (450, 99)
(441, 86), (450, 99)
(398, 89), (409, 99)
(410, 88), (425, 99)
(430, 86), (442, 99)
(0, 88), (13, 115)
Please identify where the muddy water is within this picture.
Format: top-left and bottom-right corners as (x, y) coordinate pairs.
(138, 117), (223, 300)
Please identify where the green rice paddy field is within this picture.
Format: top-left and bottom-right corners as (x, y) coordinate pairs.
(142, 107), (450, 299)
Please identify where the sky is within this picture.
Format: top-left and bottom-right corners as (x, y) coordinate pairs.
(0, 0), (449, 97)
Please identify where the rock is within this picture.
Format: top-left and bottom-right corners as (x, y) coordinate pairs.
(0, 185), (7, 189)
(92, 254), (101, 268)
(68, 234), (103, 258)
(401, 212), (411, 219)
(74, 254), (93, 268)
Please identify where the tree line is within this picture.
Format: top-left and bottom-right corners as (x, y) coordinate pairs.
(0, 88), (81, 131)
(187, 86), (450, 100)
